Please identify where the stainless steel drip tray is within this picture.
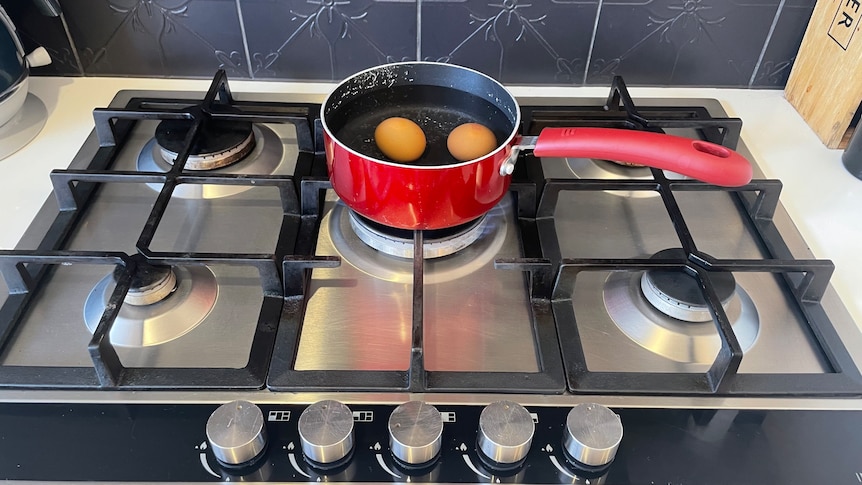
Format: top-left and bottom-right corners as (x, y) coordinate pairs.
(544, 158), (829, 374)
(572, 270), (829, 374)
(293, 192), (540, 373)
(0, 264), (261, 369)
(537, 130), (862, 394)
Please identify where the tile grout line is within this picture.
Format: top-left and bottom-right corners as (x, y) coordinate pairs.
(235, 0), (255, 79)
(749, 0), (786, 87)
(416, 0), (422, 61)
(582, 0), (604, 85)
(59, 11), (84, 76)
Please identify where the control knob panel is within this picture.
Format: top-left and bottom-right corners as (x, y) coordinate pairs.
(198, 400), (626, 482)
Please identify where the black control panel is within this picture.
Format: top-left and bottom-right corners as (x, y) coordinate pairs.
(2, 402), (862, 483)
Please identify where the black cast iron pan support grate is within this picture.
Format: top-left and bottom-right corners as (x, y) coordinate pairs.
(0, 252), (131, 388)
(603, 75), (742, 146)
(503, 77), (860, 396)
(535, 175), (862, 396)
(0, 70), (316, 389)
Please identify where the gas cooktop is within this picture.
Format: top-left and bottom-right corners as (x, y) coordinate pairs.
(2, 71), (862, 484)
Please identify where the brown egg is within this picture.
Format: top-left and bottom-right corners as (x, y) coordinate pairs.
(447, 123), (498, 162)
(374, 117), (427, 163)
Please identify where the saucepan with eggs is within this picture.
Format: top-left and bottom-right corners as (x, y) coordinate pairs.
(321, 62), (752, 230)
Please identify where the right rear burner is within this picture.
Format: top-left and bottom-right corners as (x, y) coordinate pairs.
(566, 158), (686, 198)
(603, 249), (760, 364)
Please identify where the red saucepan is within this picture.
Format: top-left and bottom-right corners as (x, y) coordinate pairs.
(321, 62), (752, 230)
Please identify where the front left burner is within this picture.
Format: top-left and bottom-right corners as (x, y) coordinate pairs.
(155, 119), (255, 170)
(83, 265), (218, 348)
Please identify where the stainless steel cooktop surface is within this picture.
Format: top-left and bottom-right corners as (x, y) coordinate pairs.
(1, 81), (861, 410)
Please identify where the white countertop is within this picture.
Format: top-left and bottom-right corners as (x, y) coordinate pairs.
(1, 76), (860, 330)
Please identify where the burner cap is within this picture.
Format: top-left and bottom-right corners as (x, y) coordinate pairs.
(640, 249), (736, 322)
(155, 119), (255, 170)
(114, 257), (178, 306)
(349, 212), (487, 259)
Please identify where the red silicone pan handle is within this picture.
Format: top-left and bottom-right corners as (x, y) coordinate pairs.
(532, 127), (753, 187)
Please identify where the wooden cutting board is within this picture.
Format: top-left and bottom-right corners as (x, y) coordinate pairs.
(785, 0), (862, 149)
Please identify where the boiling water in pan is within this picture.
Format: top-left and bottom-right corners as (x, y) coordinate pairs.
(330, 85), (513, 166)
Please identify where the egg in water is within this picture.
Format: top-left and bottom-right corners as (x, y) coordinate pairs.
(374, 117), (427, 163)
(447, 123), (498, 162)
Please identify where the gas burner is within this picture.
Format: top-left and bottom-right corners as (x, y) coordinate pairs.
(565, 158), (685, 198)
(348, 212), (488, 259)
(603, 250), (760, 364)
(117, 260), (178, 306)
(155, 119), (256, 170)
(640, 250), (737, 323)
(137, 122), (284, 199)
(329, 201), (507, 284)
(83, 265), (218, 348)
(605, 159), (647, 168)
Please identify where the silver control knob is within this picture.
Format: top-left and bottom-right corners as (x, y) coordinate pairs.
(206, 400), (267, 466)
(298, 400), (355, 465)
(564, 403), (623, 468)
(477, 400), (535, 465)
(388, 401), (443, 465)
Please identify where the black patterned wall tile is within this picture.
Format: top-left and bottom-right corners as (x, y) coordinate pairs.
(240, 0), (416, 81)
(421, 0), (600, 85)
(59, 0), (249, 78)
(750, 0), (815, 87)
(1, 2), (82, 75)
(587, 0), (782, 87)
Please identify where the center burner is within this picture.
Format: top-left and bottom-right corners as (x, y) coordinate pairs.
(603, 249), (760, 364)
(328, 199), (508, 284)
(155, 119), (256, 170)
(348, 211), (489, 259)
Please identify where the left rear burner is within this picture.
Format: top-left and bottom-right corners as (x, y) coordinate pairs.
(155, 119), (256, 170)
(136, 120), (284, 199)
(83, 262), (218, 348)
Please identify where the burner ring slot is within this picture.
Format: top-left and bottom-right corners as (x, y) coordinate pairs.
(348, 211), (488, 259)
(124, 266), (178, 306)
(639, 269), (736, 323)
